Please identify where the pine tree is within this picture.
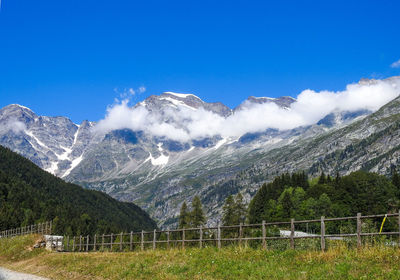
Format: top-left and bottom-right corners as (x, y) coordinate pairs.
(234, 193), (247, 224)
(335, 171), (341, 183)
(392, 171), (400, 195)
(318, 171), (326, 184)
(179, 201), (189, 229)
(222, 195), (236, 226)
(280, 189), (293, 218)
(190, 196), (205, 227)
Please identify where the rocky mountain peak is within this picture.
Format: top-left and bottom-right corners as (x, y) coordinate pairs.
(138, 92), (232, 117)
(0, 104), (37, 124)
(235, 95), (296, 111)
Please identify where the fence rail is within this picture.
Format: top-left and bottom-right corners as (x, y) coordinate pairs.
(57, 211), (400, 252)
(0, 221), (52, 238)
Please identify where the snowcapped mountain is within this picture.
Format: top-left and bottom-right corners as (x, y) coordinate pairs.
(138, 92), (232, 117)
(1, 76), (400, 227)
(0, 104), (96, 177)
(235, 96), (296, 111)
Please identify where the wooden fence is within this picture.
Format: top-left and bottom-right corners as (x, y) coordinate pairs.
(59, 212), (400, 252)
(0, 221), (52, 238)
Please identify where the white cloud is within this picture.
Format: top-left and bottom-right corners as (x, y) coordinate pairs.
(391, 59), (400, 68)
(94, 77), (400, 142)
(138, 86), (146, 93)
(0, 119), (26, 134)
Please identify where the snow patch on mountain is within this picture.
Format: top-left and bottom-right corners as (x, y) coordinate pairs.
(45, 161), (59, 174)
(9, 104), (34, 112)
(163, 92), (198, 99)
(25, 130), (50, 150)
(159, 97), (197, 110)
(146, 153), (169, 166)
(57, 146), (72, 161)
(62, 154), (84, 178)
(215, 138), (228, 149)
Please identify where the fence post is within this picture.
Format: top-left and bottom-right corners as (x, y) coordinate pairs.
(262, 220), (266, 250)
(357, 213), (362, 249)
(167, 230), (170, 249)
(153, 229), (156, 250)
(102, 234), (104, 251)
(182, 229), (185, 249)
(130, 231), (133, 251)
(290, 218), (295, 249)
(120, 232), (123, 251)
(239, 223), (243, 247)
(199, 226), (203, 249)
(50, 221), (52, 235)
(73, 236), (75, 251)
(398, 210), (400, 248)
(50, 236), (53, 251)
(110, 233), (113, 251)
(93, 234), (96, 251)
(86, 235), (89, 252)
(141, 230), (144, 251)
(66, 236), (70, 252)
(321, 216), (325, 251)
(217, 223), (221, 249)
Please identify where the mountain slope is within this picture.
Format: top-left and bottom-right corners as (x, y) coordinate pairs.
(0, 145), (157, 234)
(68, 95), (398, 227)
(0, 104), (96, 177)
(0, 77), (399, 227)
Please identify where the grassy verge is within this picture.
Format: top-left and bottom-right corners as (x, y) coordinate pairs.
(0, 235), (399, 279)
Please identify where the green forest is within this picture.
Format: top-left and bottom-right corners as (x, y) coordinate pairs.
(247, 170), (400, 231)
(0, 145), (157, 236)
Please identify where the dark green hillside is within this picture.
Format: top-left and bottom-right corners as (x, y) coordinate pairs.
(0, 145), (157, 235)
(248, 171), (400, 229)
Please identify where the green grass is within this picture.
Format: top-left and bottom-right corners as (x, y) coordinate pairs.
(0, 235), (400, 279)
(0, 234), (47, 262)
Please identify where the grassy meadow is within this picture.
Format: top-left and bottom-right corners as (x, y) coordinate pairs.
(0, 234), (399, 279)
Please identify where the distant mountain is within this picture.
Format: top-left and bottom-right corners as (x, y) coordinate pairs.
(0, 145), (157, 235)
(0, 104), (96, 177)
(1, 77), (399, 228)
(235, 96), (296, 111)
(138, 92), (232, 117)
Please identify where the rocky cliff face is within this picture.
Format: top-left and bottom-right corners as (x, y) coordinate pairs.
(1, 79), (400, 227)
(0, 104), (96, 177)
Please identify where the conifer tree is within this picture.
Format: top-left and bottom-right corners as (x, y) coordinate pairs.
(335, 171), (341, 183)
(392, 171), (400, 197)
(392, 171), (400, 189)
(279, 189), (293, 218)
(318, 171), (326, 184)
(234, 193), (247, 224)
(190, 196), (205, 227)
(222, 195), (236, 226)
(179, 201), (189, 228)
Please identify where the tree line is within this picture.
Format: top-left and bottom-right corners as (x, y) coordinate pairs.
(0, 146), (157, 235)
(179, 170), (400, 232)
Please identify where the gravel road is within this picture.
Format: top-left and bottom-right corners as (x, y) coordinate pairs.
(0, 267), (49, 280)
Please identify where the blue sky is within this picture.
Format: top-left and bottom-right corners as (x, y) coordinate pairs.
(0, 0), (399, 123)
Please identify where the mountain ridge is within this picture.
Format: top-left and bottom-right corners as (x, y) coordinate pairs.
(1, 79), (400, 227)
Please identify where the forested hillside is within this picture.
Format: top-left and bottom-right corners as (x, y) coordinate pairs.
(248, 171), (400, 229)
(0, 145), (157, 235)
